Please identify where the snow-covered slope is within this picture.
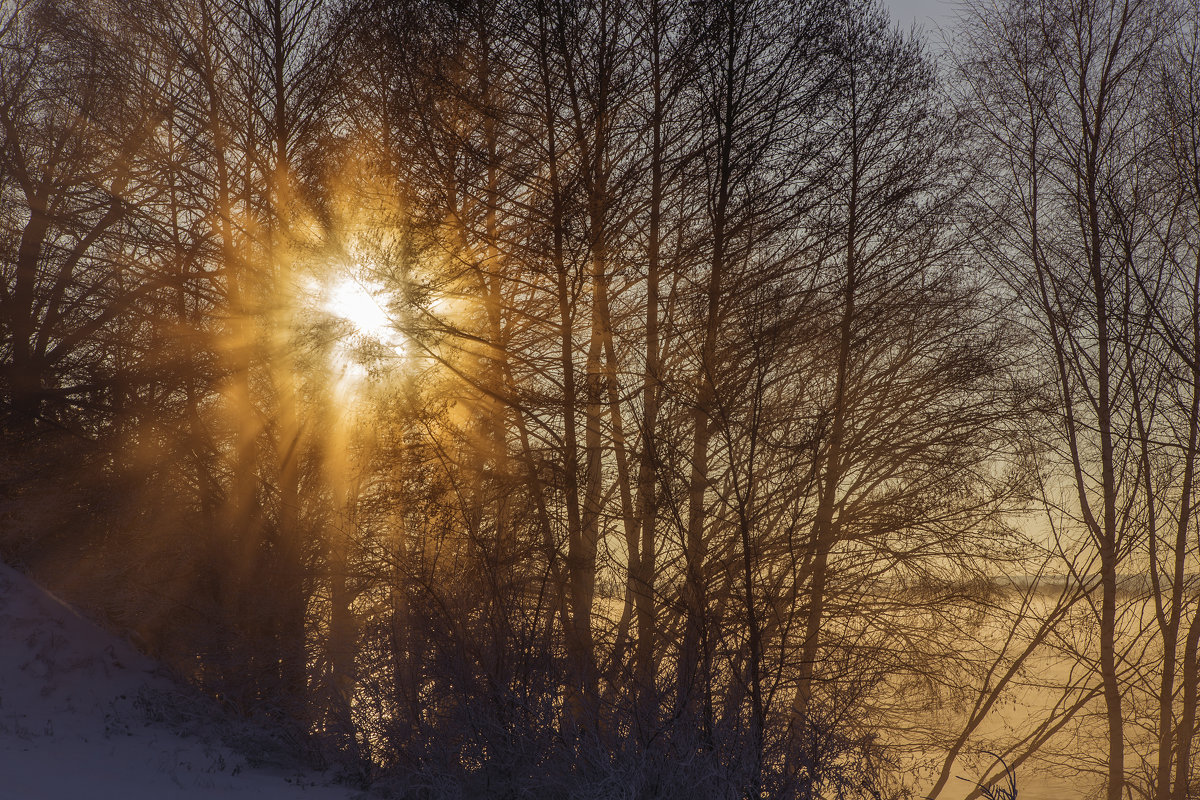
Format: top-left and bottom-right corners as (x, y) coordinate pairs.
(0, 563), (364, 800)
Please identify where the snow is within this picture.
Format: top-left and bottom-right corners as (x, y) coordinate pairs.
(0, 562), (366, 799)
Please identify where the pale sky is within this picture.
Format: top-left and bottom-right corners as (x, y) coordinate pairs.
(884, 0), (957, 38)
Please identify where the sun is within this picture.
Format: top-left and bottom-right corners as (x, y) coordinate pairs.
(315, 274), (405, 390)
(324, 277), (394, 341)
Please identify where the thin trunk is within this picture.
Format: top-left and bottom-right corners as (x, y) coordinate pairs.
(1169, 252), (1200, 800)
(536, 5), (594, 723)
(1173, 606), (1200, 800)
(633, 0), (665, 719)
(9, 193), (51, 421)
(680, 6), (737, 735)
(1086, 118), (1124, 800)
(793, 74), (858, 743)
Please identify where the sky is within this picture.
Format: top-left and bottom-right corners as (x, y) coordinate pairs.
(884, 0), (957, 39)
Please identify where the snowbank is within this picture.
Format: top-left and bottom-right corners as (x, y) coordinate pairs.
(0, 563), (364, 799)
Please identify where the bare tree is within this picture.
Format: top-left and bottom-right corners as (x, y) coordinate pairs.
(957, 1), (1179, 798)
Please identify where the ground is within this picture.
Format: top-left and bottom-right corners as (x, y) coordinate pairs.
(0, 562), (366, 800)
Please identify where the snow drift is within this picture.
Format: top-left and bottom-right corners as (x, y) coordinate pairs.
(0, 562), (363, 800)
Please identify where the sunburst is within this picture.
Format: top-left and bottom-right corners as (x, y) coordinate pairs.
(323, 277), (395, 344)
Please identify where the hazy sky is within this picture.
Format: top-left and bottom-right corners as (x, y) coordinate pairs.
(884, 0), (956, 36)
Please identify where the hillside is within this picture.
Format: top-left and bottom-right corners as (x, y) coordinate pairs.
(0, 562), (365, 800)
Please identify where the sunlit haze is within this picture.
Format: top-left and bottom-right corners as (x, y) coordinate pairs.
(323, 276), (394, 342)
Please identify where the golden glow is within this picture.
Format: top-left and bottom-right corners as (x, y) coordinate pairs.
(323, 276), (395, 344)
(313, 273), (405, 396)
